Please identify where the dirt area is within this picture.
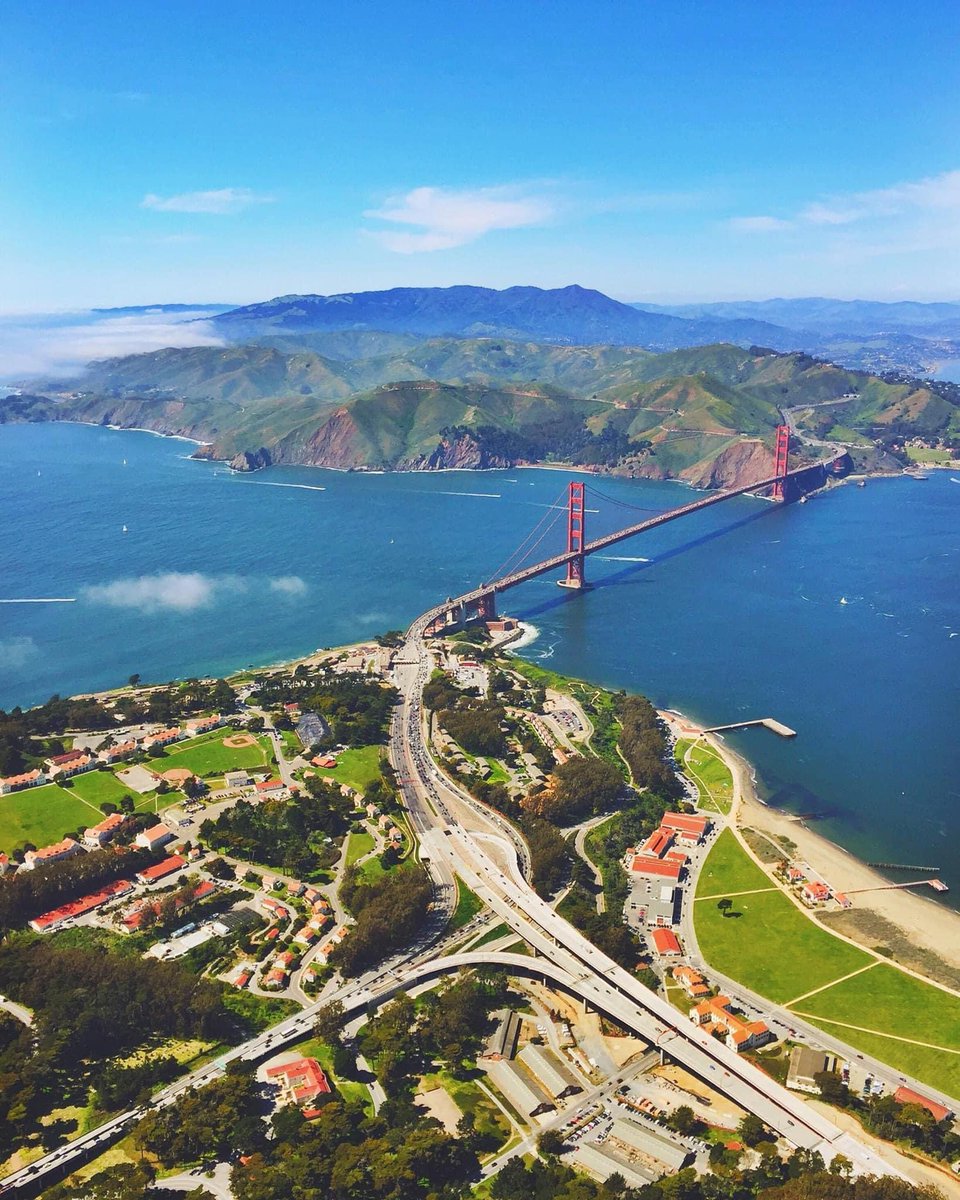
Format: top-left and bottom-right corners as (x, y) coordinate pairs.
(819, 908), (960, 992)
(805, 1099), (960, 1198)
(223, 733), (256, 748)
(415, 1086), (462, 1134)
(161, 767), (193, 784)
(652, 1063), (746, 1128)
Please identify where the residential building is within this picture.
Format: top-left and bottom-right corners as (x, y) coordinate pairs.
(690, 995), (772, 1053)
(142, 726), (183, 749)
(265, 1058), (331, 1115)
(255, 778), (286, 796)
(671, 965), (710, 998)
(135, 824), (175, 852)
(97, 740), (138, 765)
(83, 812), (126, 846)
(0, 768), (47, 794)
(45, 751), (95, 778)
(802, 880), (832, 904)
(184, 714), (227, 736)
(22, 837), (83, 870)
(29, 878), (133, 932)
(135, 854), (187, 885)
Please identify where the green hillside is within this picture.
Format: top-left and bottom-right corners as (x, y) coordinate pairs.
(4, 335), (956, 479)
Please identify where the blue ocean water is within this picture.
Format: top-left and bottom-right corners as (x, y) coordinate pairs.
(1, 423), (958, 896)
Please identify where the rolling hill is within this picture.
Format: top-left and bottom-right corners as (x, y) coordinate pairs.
(5, 333), (955, 484)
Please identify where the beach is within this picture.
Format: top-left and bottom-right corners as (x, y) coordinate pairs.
(664, 711), (960, 975)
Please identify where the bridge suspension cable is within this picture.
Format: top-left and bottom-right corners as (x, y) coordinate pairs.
(484, 487), (568, 582)
(585, 481), (668, 517)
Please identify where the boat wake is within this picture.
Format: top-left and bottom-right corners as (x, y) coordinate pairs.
(229, 480), (326, 492)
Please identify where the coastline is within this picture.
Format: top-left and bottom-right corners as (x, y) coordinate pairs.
(662, 710), (960, 973)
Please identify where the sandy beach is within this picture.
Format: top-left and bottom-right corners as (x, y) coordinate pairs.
(665, 711), (960, 974)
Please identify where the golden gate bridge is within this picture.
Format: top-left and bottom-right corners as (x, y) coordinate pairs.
(424, 425), (848, 634)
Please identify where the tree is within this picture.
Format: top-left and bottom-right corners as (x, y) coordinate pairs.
(128, 674), (141, 687)
(668, 1104), (702, 1136)
(537, 1129), (567, 1157)
(739, 1112), (768, 1147)
(313, 999), (345, 1046)
(717, 897), (733, 916)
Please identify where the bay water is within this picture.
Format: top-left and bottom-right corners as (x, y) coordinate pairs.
(0, 423), (957, 897)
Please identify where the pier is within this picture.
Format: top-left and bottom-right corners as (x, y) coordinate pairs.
(703, 717), (797, 738)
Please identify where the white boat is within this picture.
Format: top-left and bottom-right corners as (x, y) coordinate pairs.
(122, 524), (128, 533)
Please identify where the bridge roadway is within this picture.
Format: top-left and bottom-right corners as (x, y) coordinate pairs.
(393, 615), (899, 1177)
(433, 460), (835, 621)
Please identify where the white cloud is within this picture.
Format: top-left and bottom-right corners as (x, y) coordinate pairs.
(83, 573), (234, 613)
(269, 575), (308, 597)
(364, 185), (554, 253)
(0, 636), (38, 670)
(728, 215), (794, 233)
(141, 187), (273, 215)
(0, 310), (225, 379)
(731, 169), (960, 234)
(82, 573), (307, 614)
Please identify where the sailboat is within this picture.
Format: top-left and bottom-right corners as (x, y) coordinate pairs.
(122, 524), (128, 534)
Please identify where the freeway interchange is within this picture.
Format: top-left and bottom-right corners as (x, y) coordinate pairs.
(1, 602), (899, 1195)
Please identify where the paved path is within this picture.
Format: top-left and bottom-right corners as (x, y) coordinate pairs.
(0, 996), (33, 1027)
(152, 1162), (233, 1199)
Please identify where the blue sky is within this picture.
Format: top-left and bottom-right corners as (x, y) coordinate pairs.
(2, 0), (959, 310)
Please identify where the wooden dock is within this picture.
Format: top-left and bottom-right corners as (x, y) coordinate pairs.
(703, 717), (797, 738)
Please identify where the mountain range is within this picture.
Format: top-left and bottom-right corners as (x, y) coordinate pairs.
(5, 315), (956, 485)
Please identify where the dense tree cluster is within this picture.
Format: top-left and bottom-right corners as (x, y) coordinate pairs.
(439, 702), (507, 757)
(549, 756), (623, 822)
(252, 669), (398, 748)
(617, 695), (682, 798)
(0, 844), (156, 931)
(0, 934), (247, 1160)
(233, 1095), (478, 1200)
(200, 779), (351, 876)
(522, 816), (572, 898)
(135, 1069), (265, 1165)
(332, 865), (433, 975)
(559, 886), (643, 970)
(489, 1150), (942, 1200)
(814, 1073), (960, 1163)
(45, 1162), (181, 1200)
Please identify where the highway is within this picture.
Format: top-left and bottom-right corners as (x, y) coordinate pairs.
(387, 614), (901, 1178)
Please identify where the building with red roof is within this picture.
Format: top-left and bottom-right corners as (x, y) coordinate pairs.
(802, 880), (831, 904)
(265, 1057), (331, 1113)
(98, 740), (139, 765)
(640, 827), (675, 859)
(256, 778), (286, 795)
(893, 1087), (951, 1123)
(135, 854), (186, 884)
(30, 878), (134, 932)
(631, 855), (685, 881)
(84, 812), (126, 847)
(0, 768), (47, 795)
(660, 811), (710, 843)
(23, 837), (83, 870)
(691, 995), (771, 1052)
(650, 928), (682, 956)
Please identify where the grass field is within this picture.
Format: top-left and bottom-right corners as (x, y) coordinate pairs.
(905, 445), (955, 465)
(161, 728), (269, 776)
(69, 769), (136, 808)
(694, 830), (960, 1098)
(675, 739), (734, 815)
(469, 921), (510, 949)
(694, 830), (872, 1003)
(345, 830), (376, 866)
(279, 728), (302, 755)
(449, 876), (484, 930)
(794, 964), (960, 1097)
(0, 782), (99, 851)
(310, 744), (382, 792)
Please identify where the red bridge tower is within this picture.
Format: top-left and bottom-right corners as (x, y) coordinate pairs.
(772, 424), (790, 502)
(558, 480), (588, 589)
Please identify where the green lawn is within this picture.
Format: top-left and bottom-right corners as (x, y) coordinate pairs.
(695, 828), (774, 898)
(905, 445), (954, 465)
(310, 744), (382, 792)
(794, 964), (960, 1098)
(345, 830), (376, 866)
(694, 831), (960, 1100)
(0, 782), (99, 852)
(279, 728), (302, 755)
(469, 921), (511, 949)
(69, 769), (138, 808)
(676, 739), (734, 815)
(694, 830), (872, 1003)
(159, 728), (269, 776)
(449, 876), (484, 930)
